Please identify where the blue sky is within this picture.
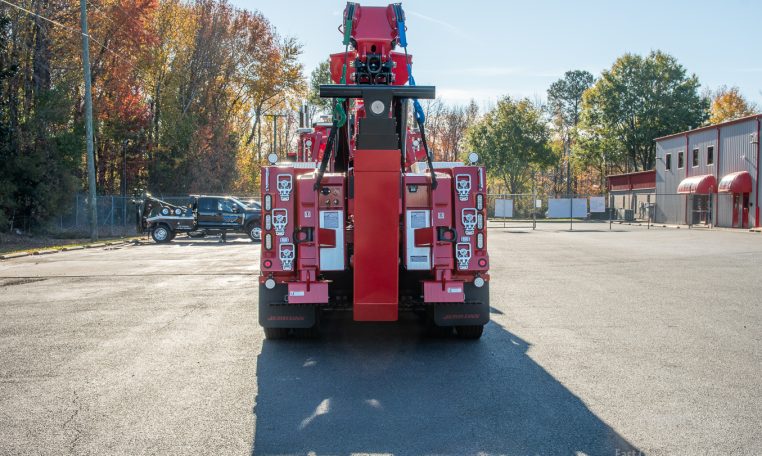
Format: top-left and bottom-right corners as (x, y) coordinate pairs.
(236, 0), (762, 108)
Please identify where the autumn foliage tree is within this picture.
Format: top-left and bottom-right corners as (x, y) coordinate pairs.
(0, 0), (304, 231)
(707, 85), (759, 125)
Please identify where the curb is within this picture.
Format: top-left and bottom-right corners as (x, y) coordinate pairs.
(85, 243), (106, 249)
(61, 246), (85, 251)
(32, 250), (58, 256)
(0, 252), (30, 260)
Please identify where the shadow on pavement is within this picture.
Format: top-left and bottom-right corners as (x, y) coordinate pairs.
(251, 317), (641, 455)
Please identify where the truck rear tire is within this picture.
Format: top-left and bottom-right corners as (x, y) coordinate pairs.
(455, 325), (484, 339)
(264, 327), (290, 339)
(151, 224), (173, 243)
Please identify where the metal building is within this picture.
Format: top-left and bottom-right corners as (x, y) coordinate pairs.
(607, 170), (656, 221)
(654, 114), (761, 228)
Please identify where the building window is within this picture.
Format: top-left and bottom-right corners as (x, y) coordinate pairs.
(692, 148), (699, 167)
(666, 153), (672, 170)
(678, 152), (684, 168)
(707, 146), (714, 165)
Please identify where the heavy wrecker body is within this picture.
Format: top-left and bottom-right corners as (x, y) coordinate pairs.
(258, 2), (489, 339)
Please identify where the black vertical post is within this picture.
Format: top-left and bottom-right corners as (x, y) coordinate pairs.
(609, 193), (613, 231)
(532, 170), (536, 231)
(647, 193), (651, 230)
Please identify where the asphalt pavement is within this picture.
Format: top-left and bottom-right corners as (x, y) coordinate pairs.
(0, 226), (760, 455)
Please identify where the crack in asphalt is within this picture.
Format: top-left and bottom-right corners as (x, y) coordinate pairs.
(61, 389), (83, 455)
(154, 303), (206, 333)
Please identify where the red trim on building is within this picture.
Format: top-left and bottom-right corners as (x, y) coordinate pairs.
(677, 175), (717, 194)
(655, 114), (762, 142)
(718, 171), (753, 193)
(606, 170), (656, 192)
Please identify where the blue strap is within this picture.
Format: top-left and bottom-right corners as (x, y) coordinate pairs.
(395, 4), (424, 124)
(406, 62), (425, 124)
(397, 20), (407, 47)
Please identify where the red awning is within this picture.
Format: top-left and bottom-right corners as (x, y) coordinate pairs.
(718, 171), (752, 193)
(677, 174), (717, 194)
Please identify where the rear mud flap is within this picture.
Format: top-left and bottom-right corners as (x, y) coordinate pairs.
(259, 283), (316, 328)
(432, 282), (490, 326)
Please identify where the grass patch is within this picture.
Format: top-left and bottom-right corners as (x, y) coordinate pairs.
(0, 234), (141, 255)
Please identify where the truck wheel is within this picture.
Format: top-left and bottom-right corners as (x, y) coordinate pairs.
(264, 327), (290, 339)
(294, 314), (321, 339)
(151, 224), (173, 243)
(247, 224), (262, 242)
(455, 325), (484, 339)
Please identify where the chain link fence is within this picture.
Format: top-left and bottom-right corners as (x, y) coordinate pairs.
(33, 190), (749, 237)
(47, 194), (260, 236)
(487, 193), (621, 231)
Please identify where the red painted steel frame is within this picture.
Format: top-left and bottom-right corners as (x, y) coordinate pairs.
(353, 149), (400, 321)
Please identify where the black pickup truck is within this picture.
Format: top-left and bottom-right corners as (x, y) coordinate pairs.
(136, 194), (261, 243)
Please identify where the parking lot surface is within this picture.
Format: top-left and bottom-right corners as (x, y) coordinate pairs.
(1, 226), (760, 455)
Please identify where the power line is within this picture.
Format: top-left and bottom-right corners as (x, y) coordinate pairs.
(0, 0), (83, 37)
(0, 0), (142, 78)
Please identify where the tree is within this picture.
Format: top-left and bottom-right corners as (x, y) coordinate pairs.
(708, 86), (758, 124)
(547, 70), (594, 133)
(0, 4), (82, 230)
(580, 51), (708, 172)
(465, 97), (553, 194)
(0, 0), (307, 231)
(307, 59), (332, 116)
(419, 99), (478, 161)
(547, 70), (594, 194)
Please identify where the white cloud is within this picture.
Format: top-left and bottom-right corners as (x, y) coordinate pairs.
(436, 87), (541, 105)
(405, 10), (476, 43)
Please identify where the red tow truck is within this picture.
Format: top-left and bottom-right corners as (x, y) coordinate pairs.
(258, 2), (489, 339)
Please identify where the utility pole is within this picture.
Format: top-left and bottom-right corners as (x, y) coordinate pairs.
(79, 0), (97, 240)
